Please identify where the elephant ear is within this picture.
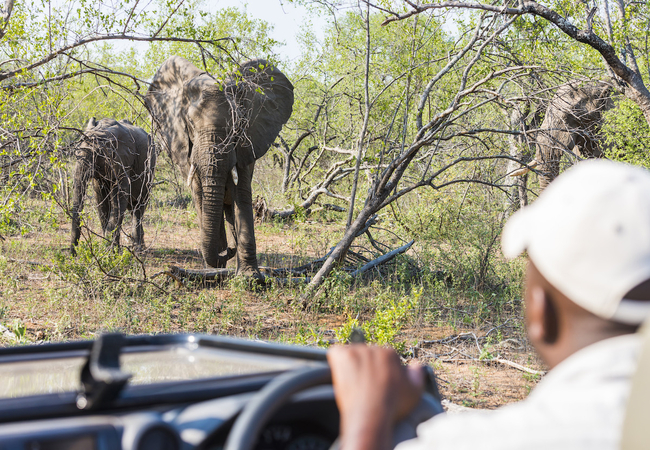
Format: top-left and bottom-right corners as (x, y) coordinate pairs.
(146, 56), (204, 178)
(228, 59), (294, 168)
(86, 117), (98, 130)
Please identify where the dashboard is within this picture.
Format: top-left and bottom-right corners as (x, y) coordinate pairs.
(0, 386), (338, 450)
(0, 334), (442, 450)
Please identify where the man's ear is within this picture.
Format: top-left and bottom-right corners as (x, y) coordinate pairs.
(527, 285), (559, 344)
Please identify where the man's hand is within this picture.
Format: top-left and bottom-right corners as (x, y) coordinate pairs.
(328, 345), (424, 450)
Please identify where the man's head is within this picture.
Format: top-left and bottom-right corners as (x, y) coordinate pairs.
(502, 160), (650, 367)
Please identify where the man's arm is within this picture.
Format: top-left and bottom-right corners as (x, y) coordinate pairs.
(327, 345), (424, 450)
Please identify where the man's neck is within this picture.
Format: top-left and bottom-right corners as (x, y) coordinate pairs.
(541, 320), (636, 369)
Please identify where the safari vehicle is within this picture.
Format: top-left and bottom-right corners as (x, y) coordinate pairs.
(0, 333), (443, 450)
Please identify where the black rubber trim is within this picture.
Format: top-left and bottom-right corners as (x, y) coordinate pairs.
(0, 334), (327, 362)
(0, 372), (278, 423)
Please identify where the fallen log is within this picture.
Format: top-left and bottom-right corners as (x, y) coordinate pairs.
(348, 240), (414, 278)
(166, 266), (234, 282)
(162, 265), (311, 286)
(162, 216), (409, 287)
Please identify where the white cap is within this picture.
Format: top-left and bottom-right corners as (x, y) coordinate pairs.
(502, 160), (650, 325)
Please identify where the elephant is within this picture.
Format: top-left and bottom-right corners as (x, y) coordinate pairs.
(70, 118), (156, 255)
(511, 83), (613, 188)
(145, 56), (294, 277)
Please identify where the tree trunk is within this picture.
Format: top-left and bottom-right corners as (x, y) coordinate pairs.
(504, 108), (530, 213)
(302, 200), (378, 302)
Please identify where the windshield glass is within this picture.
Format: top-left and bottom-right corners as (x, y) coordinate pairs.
(0, 345), (317, 399)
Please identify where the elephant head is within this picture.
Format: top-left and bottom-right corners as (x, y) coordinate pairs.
(145, 56), (294, 272)
(512, 83), (613, 189)
(70, 117), (98, 254)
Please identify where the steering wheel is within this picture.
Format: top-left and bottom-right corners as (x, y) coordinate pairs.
(223, 365), (444, 450)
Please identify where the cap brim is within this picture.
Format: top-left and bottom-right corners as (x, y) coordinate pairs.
(501, 206), (536, 259)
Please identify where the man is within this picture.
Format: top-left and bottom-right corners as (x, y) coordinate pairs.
(328, 160), (650, 450)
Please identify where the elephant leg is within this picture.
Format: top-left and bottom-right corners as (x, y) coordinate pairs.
(223, 194), (237, 262)
(93, 179), (111, 234)
(132, 204), (145, 252)
(232, 162), (260, 277)
(224, 201), (237, 250)
(106, 180), (128, 249)
(213, 210), (229, 269)
(583, 138), (602, 159)
(130, 178), (150, 252)
(190, 174), (203, 225)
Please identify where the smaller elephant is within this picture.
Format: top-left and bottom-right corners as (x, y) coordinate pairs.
(70, 118), (156, 255)
(511, 83), (613, 188)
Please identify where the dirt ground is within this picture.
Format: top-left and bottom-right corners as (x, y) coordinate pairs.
(0, 207), (543, 410)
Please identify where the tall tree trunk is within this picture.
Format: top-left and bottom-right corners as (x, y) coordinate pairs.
(504, 108), (530, 213)
(347, 1), (372, 229)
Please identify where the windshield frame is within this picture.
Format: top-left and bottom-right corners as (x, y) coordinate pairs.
(0, 334), (328, 423)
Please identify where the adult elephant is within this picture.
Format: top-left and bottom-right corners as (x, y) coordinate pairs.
(145, 56), (294, 277)
(512, 83), (613, 188)
(71, 118), (156, 255)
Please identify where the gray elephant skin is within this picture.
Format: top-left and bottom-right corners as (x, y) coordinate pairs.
(145, 56), (294, 276)
(70, 118), (156, 255)
(514, 83), (613, 188)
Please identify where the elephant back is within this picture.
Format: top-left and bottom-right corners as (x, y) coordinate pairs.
(228, 59), (294, 167)
(82, 118), (152, 177)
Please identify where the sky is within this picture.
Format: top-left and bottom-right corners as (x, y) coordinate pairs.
(211, 0), (329, 62)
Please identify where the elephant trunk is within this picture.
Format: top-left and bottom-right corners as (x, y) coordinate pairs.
(535, 133), (563, 190)
(197, 140), (232, 268)
(70, 153), (92, 255)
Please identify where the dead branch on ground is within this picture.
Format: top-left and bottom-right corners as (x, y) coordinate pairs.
(160, 217), (414, 289)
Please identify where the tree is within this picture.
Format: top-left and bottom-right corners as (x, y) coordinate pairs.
(378, 1), (650, 125)
(277, 1), (541, 300)
(0, 1), (278, 237)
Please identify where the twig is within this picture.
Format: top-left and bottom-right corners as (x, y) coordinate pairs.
(4, 257), (51, 268)
(489, 357), (546, 376)
(437, 355), (546, 375)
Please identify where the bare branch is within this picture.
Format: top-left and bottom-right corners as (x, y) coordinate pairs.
(0, 34), (233, 83)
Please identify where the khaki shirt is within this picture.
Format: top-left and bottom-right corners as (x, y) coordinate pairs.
(397, 334), (641, 450)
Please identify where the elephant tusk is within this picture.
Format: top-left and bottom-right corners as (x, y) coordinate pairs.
(231, 166), (239, 185)
(510, 159), (538, 177)
(187, 164), (196, 186)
